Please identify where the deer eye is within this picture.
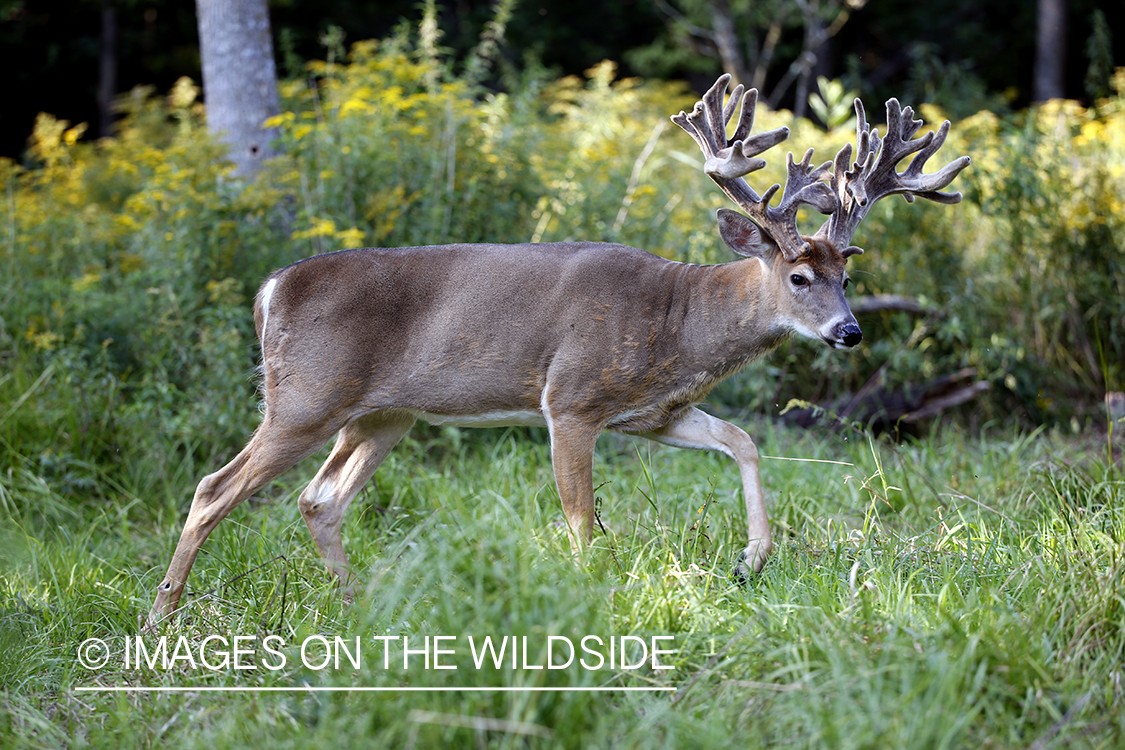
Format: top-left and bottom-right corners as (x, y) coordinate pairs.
(843, 277), (850, 290)
(790, 274), (808, 287)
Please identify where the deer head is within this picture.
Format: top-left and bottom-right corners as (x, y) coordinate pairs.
(672, 74), (971, 348)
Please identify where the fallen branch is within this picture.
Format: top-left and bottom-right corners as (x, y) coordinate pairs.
(850, 294), (935, 316)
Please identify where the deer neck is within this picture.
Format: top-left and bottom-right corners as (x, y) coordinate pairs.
(678, 258), (790, 377)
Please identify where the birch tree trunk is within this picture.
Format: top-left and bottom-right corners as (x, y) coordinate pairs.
(196, 0), (280, 178)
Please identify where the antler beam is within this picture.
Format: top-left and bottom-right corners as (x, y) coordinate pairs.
(675, 75), (971, 261)
(817, 98), (972, 255)
(672, 74), (836, 261)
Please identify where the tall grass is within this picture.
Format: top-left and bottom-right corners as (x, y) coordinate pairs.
(2, 422), (1122, 747)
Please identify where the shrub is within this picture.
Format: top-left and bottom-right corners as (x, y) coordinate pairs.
(2, 30), (1122, 517)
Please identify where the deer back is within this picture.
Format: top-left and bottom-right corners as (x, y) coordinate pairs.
(253, 242), (800, 433)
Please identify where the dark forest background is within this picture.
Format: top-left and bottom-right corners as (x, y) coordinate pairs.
(2, 0), (1123, 160)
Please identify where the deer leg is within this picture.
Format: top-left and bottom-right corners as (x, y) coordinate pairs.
(546, 416), (602, 550)
(297, 411), (415, 596)
(640, 406), (773, 579)
(145, 413), (341, 631)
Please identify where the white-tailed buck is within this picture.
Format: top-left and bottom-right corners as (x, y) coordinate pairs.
(146, 75), (969, 628)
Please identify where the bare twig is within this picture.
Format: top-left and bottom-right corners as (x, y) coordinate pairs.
(614, 120), (668, 235)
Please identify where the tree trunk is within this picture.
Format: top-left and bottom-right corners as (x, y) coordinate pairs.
(1033, 0), (1066, 101)
(195, 0), (281, 178)
(708, 0), (750, 88)
(97, 0), (117, 139)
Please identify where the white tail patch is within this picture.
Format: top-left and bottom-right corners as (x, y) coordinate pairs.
(259, 277), (278, 338)
(540, 381), (554, 443)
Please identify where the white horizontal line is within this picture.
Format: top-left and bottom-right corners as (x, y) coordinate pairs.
(760, 454), (854, 466)
(73, 686), (675, 693)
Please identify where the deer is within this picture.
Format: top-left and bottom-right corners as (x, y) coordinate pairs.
(144, 75), (969, 630)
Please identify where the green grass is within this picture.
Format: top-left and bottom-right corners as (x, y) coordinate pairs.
(1, 421), (1123, 748)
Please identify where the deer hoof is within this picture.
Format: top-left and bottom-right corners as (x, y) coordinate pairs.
(732, 541), (772, 585)
(140, 610), (163, 635)
(732, 555), (752, 587)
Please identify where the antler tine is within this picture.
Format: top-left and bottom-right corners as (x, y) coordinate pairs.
(899, 119), (971, 204)
(704, 76), (735, 156)
(727, 85), (756, 144)
(770, 149), (837, 240)
(818, 96), (971, 256)
(851, 99), (879, 171)
(672, 74), (836, 261)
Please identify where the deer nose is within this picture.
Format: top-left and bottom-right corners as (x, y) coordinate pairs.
(838, 322), (863, 348)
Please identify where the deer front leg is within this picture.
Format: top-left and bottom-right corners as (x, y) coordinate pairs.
(546, 416), (602, 551)
(641, 406), (773, 579)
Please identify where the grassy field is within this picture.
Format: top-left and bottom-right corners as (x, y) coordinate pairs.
(1, 418), (1122, 748)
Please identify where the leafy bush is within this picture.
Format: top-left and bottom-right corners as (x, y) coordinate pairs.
(716, 75), (1125, 425)
(1, 81), (287, 504)
(2, 27), (1123, 515)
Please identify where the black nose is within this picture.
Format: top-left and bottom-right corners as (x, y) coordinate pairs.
(839, 322), (863, 348)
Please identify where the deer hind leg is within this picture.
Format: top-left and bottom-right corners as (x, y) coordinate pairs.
(297, 411), (415, 597)
(146, 412), (342, 631)
(640, 406), (773, 580)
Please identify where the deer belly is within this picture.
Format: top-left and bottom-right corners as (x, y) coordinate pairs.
(406, 409), (548, 428)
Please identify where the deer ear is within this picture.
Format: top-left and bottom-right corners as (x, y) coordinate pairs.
(717, 208), (774, 259)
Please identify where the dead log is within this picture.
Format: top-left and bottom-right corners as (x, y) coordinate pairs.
(784, 368), (990, 433)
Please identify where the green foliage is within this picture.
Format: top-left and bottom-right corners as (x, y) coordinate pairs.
(1085, 9), (1115, 103)
(955, 94), (1125, 418)
(902, 41), (1011, 120)
(1, 81), (290, 504)
(808, 76), (858, 132)
(3, 36), (1125, 512)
